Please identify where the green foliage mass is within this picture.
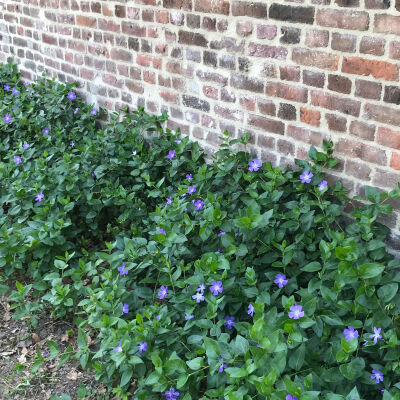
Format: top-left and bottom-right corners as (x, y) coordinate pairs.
(1, 62), (400, 400)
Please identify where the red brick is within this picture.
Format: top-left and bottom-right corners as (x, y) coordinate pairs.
(316, 9), (369, 30)
(257, 24), (277, 40)
(292, 48), (339, 70)
(303, 70), (325, 88)
(122, 21), (146, 37)
(336, 138), (387, 165)
(127, 7), (139, 19)
(311, 91), (361, 116)
(248, 42), (287, 60)
(221, 88), (236, 102)
(377, 126), (400, 149)
(215, 105), (244, 121)
(156, 11), (169, 23)
(160, 90), (179, 103)
(236, 20), (253, 37)
(389, 42), (400, 60)
(345, 160), (371, 181)
(42, 33), (57, 45)
(203, 85), (218, 99)
(360, 36), (385, 56)
(202, 114), (216, 128)
(103, 4), (113, 16)
(280, 66), (300, 82)
(349, 120), (376, 141)
(103, 74), (123, 88)
(97, 19), (120, 32)
(143, 70), (156, 84)
(111, 48), (132, 62)
(305, 29), (329, 48)
(364, 103), (400, 126)
(374, 15), (400, 36)
(239, 95), (256, 111)
(126, 80), (143, 94)
(342, 57), (398, 81)
(331, 32), (356, 52)
(354, 79), (382, 100)
(248, 114), (285, 134)
(300, 107), (320, 127)
(232, 1), (268, 18)
(287, 125), (323, 146)
(326, 113), (347, 132)
(258, 98), (276, 116)
(328, 74), (352, 94)
(277, 139), (295, 156)
(76, 15), (97, 28)
(163, 0), (192, 10)
(266, 82), (308, 103)
(195, 0), (229, 14)
(390, 152), (400, 170)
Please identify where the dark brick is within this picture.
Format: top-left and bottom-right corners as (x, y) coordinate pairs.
(366, 0), (390, 7)
(91, 2), (101, 13)
(269, 4), (315, 24)
(231, 73), (264, 93)
(128, 38), (139, 51)
(202, 17), (216, 31)
(355, 79), (382, 100)
(384, 86), (400, 105)
(331, 32), (356, 53)
(195, 0), (229, 15)
(182, 95), (210, 111)
(163, 0), (192, 10)
(239, 57), (250, 72)
(219, 54), (236, 69)
(232, 1), (268, 18)
(178, 30), (208, 47)
(204, 51), (217, 67)
(187, 14), (200, 28)
(280, 27), (301, 44)
(326, 113), (347, 132)
(328, 74), (352, 94)
(278, 103), (296, 120)
(335, 0), (359, 6)
(303, 70), (325, 88)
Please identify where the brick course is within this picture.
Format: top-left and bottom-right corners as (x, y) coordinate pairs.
(1, 0), (400, 237)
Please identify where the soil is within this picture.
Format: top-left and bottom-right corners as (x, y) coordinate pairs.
(0, 294), (109, 400)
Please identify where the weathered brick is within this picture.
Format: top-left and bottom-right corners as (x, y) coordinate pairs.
(258, 98), (276, 116)
(342, 57), (399, 81)
(231, 74), (264, 93)
(221, 88), (236, 102)
(202, 17), (216, 31)
(219, 54), (236, 70)
(377, 126), (400, 149)
(203, 85), (218, 99)
(196, 69), (228, 85)
(182, 95), (210, 111)
(195, 0), (229, 15)
(366, 0), (390, 8)
(364, 103), (400, 126)
(292, 48), (339, 70)
(115, 5), (126, 18)
(277, 139), (295, 156)
(269, 4), (315, 24)
(355, 79), (382, 100)
(280, 27), (300, 44)
(305, 29), (329, 48)
(266, 82), (307, 103)
(248, 114), (285, 134)
(384, 86), (400, 105)
(278, 103), (296, 120)
(76, 15), (97, 28)
(42, 33), (57, 45)
(316, 9), (369, 30)
(311, 90), (361, 116)
(287, 125), (323, 146)
(373, 169), (400, 188)
(111, 48), (132, 63)
(389, 41), (400, 60)
(328, 74), (352, 94)
(98, 19), (120, 32)
(349, 120), (376, 141)
(335, 0), (360, 6)
(326, 113), (347, 132)
(345, 160), (371, 181)
(122, 21), (146, 37)
(280, 66), (300, 82)
(239, 94), (256, 111)
(374, 15), (400, 35)
(360, 36), (385, 56)
(390, 152), (400, 170)
(232, 1), (268, 18)
(331, 32), (356, 53)
(178, 30), (208, 47)
(215, 105), (244, 121)
(303, 70), (325, 88)
(163, 0), (192, 10)
(336, 138), (387, 165)
(236, 20), (253, 37)
(160, 90), (179, 104)
(257, 24), (277, 40)
(300, 107), (321, 127)
(248, 42), (287, 60)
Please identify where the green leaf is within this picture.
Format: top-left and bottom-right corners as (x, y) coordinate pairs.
(288, 343), (305, 371)
(77, 329), (87, 349)
(47, 340), (59, 360)
(301, 261), (321, 272)
(339, 357), (365, 380)
(365, 186), (381, 203)
(225, 367), (247, 378)
(377, 283), (398, 303)
(359, 263), (384, 279)
(186, 357), (203, 370)
(120, 369), (133, 387)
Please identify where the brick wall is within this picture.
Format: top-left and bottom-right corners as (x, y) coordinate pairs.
(1, 0), (400, 245)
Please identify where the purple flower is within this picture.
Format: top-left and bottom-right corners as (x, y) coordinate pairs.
(248, 158), (262, 172)
(166, 197), (172, 205)
(3, 84), (10, 91)
(158, 228), (167, 236)
(117, 263), (128, 276)
(91, 171), (95, 178)
(113, 340), (123, 353)
(197, 284), (206, 293)
(137, 341), (147, 354)
(162, 387), (179, 400)
(186, 174), (193, 181)
(121, 303), (129, 315)
(192, 292), (205, 303)
(369, 327), (382, 344)
(185, 314), (194, 321)
(70, 141), (75, 147)
(217, 231), (226, 237)
(42, 128), (49, 136)
(218, 362), (227, 373)
(209, 281), (223, 296)
(288, 302), (304, 320)
(274, 273), (288, 288)
(35, 192), (44, 202)
(300, 170), (314, 184)
(194, 200), (204, 210)
(4, 113), (11, 123)
(167, 150), (175, 160)
(25, 81), (30, 86)
(74, 107), (79, 114)
(91, 108), (98, 116)
(217, 248), (223, 253)
(13, 104), (19, 109)
(12, 88), (20, 95)
(23, 142), (29, 149)
(286, 396), (298, 400)
(318, 180), (328, 191)
(156, 315), (160, 320)
(13, 155), (22, 165)
(248, 304), (255, 317)
(174, 139), (181, 144)
(224, 316), (235, 329)
(371, 369), (383, 384)
(187, 185), (196, 195)
(67, 91), (76, 100)
(343, 326), (359, 341)
(158, 285), (168, 300)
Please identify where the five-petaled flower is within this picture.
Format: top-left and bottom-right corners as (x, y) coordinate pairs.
(74, 107), (79, 114)
(113, 340), (123, 353)
(248, 158), (262, 172)
(187, 185), (196, 195)
(274, 273), (288, 288)
(167, 150), (175, 160)
(158, 228), (167, 236)
(248, 304), (255, 317)
(3, 84), (10, 91)
(318, 180), (328, 191)
(166, 197), (172, 205)
(300, 170), (314, 183)
(174, 139), (181, 144)
(121, 303), (129, 315)
(158, 285), (168, 300)
(13, 155), (22, 165)
(197, 284), (206, 293)
(4, 113), (11, 123)
(218, 362), (227, 373)
(286, 396), (298, 400)
(209, 281), (223, 296)
(186, 174), (193, 181)
(343, 326), (359, 342)
(288, 302), (304, 320)
(162, 387), (179, 400)
(194, 200), (204, 210)
(67, 92), (76, 100)
(218, 231), (226, 237)
(91, 108), (98, 115)
(224, 316), (235, 329)
(369, 327), (382, 344)
(371, 369), (383, 384)
(23, 142), (29, 149)
(70, 141), (75, 147)
(12, 88), (20, 95)
(192, 291), (205, 303)
(35, 192), (44, 202)
(118, 263), (128, 276)
(42, 128), (49, 135)
(185, 314), (194, 321)
(137, 341), (147, 354)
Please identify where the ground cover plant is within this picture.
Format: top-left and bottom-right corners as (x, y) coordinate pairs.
(1, 61), (400, 400)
